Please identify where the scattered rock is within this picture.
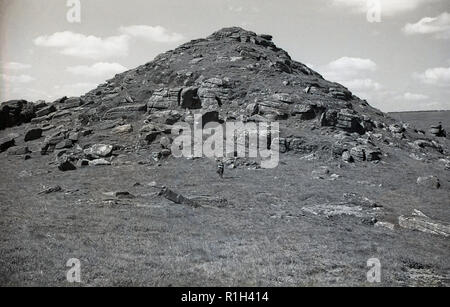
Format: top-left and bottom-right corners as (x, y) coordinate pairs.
(76, 159), (90, 167)
(68, 132), (79, 142)
(350, 146), (366, 162)
(55, 139), (73, 150)
(365, 148), (382, 161)
(38, 185), (62, 195)
(84, 144), (113, 158)
(302, 203), (367, 218)
(429, 123), (446, 137)
(389, 124), (404, 134)
(0, 137), (15, 152)
(41, 131), (66, 155)
(416, 176), (440, 189)
(89, 159), (111, 166)
(104, 191), (135, 199)
(112, 124), (133, 134)
(58, 159), (77, 171)
(158, 187), (198, 207)
(375, 221), (395, 231)
(341, 151), (353, 163)
(7, 146), (31, 156)
(24, 128), (43, 142)
(312, 166), (330, 179)
(399, 210), (449, 237)
(147, 110), (182, 125)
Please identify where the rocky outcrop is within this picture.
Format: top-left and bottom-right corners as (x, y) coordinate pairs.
(147, 88), (182, 111)
(0, 100), (36, 130)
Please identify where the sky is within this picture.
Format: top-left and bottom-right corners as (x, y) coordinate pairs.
(0, 0), (449, 112)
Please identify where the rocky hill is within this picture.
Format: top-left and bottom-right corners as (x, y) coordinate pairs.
(0, 27), (449, 286)
(2, 27), (448, 166)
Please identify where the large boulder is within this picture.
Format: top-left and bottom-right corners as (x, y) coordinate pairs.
(24, 128), (43, 142)
(58, 158), (77, 171)
(335, 109), (365, 134)
(7, 146), (31, 156)
(84, 144), (113, 158)
(0, 137), (15, 152)
(112, 124), (133, 134)
(417, 176), (440, 189)
(429, 124), (446, 137)
(40, 131), (67, 155)
(320, 109), (365, 134)
(0, 100), (36, 130)
(89, 158), (111, 166)
(399, 210), (449, 237)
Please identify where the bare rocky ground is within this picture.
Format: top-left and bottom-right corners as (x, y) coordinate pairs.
(0, 27), (449, 286)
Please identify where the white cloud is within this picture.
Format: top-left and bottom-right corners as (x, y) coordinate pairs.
(344, 78), (382, 91)
(396, 92), (429, 101)
(34, 31), (129, 59)
(403, 12), (450, 39)
(1, 74), (35, 83)
(318, 57), (381, 101)
(33, 25), (185, 59)
(321, 57), (377, 81)
(413, 66), (450, 86)
(328, 56), (376, 72)
(3, 62), (32, 70)
(119, 25), (185, 43)
(67, 62), (127, 78)
(331, 0), (440, 16)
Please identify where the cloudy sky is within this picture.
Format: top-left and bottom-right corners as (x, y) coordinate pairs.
(0, 0), (449, 112)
